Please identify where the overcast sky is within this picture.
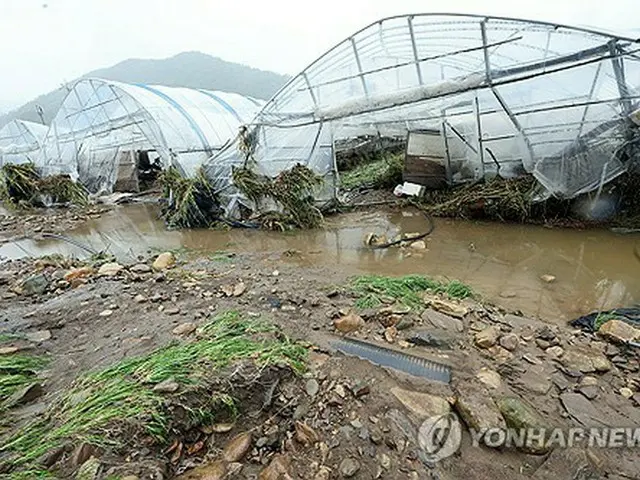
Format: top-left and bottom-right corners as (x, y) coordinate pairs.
(0, 0), (637, 111)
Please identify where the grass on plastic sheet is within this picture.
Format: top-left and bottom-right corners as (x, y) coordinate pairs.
(0, 163), (40, 205)
(1, 311), (307, 472)
(594, 311), (623, 331)
(340, 153), (403, 190)
(351, 274), (474, 310)
(0, 353), (48, 404)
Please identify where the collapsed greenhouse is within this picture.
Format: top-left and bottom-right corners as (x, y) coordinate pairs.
(0, 119), (48, 167)
(203, 13), (640, 219)
(36, 78), (264, 193)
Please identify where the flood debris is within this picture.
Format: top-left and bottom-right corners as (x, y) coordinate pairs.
(0, 162), (88, 208)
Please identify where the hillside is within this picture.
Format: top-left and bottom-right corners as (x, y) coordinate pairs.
(0, 52), (289, 126)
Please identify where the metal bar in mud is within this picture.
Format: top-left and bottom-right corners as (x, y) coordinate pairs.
(332, 337), (451, 384)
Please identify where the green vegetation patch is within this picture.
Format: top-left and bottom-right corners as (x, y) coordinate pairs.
(1, 311), (306, 472)
(340, 153), (403, 190)
(0, 353), (48, 405)
(351, 274), (474, 310)
(594, 311), (623, 331)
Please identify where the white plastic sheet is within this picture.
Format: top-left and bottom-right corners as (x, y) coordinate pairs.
(0, 120), (48, 167)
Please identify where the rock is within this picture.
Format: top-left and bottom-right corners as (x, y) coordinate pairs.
(153, 379), (179, 394)
(421, 308), (463, 332)
(532, 449), (593, 480)
(486, 345), (514, 364)
(175, 461), (227, 480)
(5, 382), (43, 407)
(0, 346), (19, 355)
(232, 281), (246, 297)
(476, 368), (502, 389)
(25, 330), (52, 343)
(258, 454), (291, 480)
(306, 379), (319, 397)
(295, 421), (320, 446)
(130, 264), (152, 273)
(75, 457), (100, 480)
(134, 294), (147, 303)
(351, 382), (370, 397)
(496, 397), (550, 454)
(410, 240), (427, 250)
(152, 252), (176, 271)
(560, 392), (626, 427)
(395, 317), (415, 331)
(515, 366), (553, 395)
(455, 385), (505, 434)
(620, 387), (634, 399)
(428, 298), (468, 318)
(391, 387), (450, 420)
(377, 452), (391, 470)
(334, 313), (365, 334)
(18, 274), (48, 296)
(165, 307), (180, 316)
(222, 432), (252, 463)
(540, 274), (556, 283)
(546, 346), (564, 359)
(314, 466), (332, 480)
(578, 385), (599, 400)
(71, 443), (97, 469)
(499, 333), (519, 351)
(384, 326), (398, 343)
(172, 323), (196, 336)
(97, 262), (124, 277)
(561, 348), (609, 374)
(37, 445), (66, 468)
(64, 267), (94, 282)
(598, 320), (640, 344)
(475, 326), (499, 349)
(339, 458), (361, 478)
(98, 309), (113, 317)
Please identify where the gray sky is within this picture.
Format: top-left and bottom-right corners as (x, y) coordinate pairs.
(0, 0), (637, 111)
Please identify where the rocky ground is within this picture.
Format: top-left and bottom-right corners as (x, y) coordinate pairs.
(0, 238), (639, 479)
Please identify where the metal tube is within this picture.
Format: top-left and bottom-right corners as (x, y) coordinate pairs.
(408, 16), (424, 85)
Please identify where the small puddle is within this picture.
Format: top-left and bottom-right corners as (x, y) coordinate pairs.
(1, 203), (639, 323)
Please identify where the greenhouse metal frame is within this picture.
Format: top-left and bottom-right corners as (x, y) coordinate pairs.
(206, 13), (640, 216)
(37, 78), (263, 193)
(0, 119), (48, 167)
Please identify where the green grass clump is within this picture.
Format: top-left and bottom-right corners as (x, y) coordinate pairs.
(594, 311), (622, 331)
(340, 153), (403, 190)
(2, 311), (306, 471)
(351, 274), (474, 310)
(0, 354), (48, 403)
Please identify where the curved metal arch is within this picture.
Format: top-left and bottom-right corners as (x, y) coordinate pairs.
(258, 13), (640, 115)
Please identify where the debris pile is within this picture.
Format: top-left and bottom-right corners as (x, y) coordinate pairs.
(233, 163), (324, 230)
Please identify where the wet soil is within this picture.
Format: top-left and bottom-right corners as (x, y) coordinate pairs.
(0, 245), (639, 479)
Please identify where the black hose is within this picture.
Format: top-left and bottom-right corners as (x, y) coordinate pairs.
(368, 210), (435, 249)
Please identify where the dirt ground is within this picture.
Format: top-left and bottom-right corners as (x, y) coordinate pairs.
(1, 212), (640, 480)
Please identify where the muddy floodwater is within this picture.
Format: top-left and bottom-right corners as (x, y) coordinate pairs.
(2, 203), (639, 323)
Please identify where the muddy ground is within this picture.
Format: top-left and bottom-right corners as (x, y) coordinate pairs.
(1, 209), (640, 480)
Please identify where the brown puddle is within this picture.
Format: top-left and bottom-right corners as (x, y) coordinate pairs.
(1, 203), (639, 323)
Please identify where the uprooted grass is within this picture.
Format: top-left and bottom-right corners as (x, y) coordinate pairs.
(0, 163), (88, 208)
(160, 166), (222, 229)
(351, 274), (474, 310)
(1, 311), (306, 472)
(0, 353), (48, 404)
(340, 153), (403, 190)
(232, 163), (324, 230)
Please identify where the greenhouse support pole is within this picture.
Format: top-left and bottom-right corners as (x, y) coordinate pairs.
(408, 16), (424, 85)
(473, 94), (485, 180)
(481, 19), (535, 167)
(577, 62), (604, 137)
(303, 73), (318, 108)
(608, 41), (633, 115)
(350, 38), (370, 98)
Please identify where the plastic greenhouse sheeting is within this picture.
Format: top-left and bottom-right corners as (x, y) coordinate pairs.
(37, 78), (263, 193)
(205, 13), (640, 216)
(0, 120), (48, 167)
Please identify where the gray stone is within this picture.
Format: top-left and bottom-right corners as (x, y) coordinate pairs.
(75, 457), (100, 480)
(339, 458), (361, 478)
(25, 330), (52, 343)
(421, 309), (463, 332)
(306, 379), (319, 397)
(455, 384), (505, 434)
(153, 379), (179, 394)
(496, 396), (550, 454)
(130, 264), (152, 274)
(475, 326), (499, 349)
(499, 333), (519, 351)
(391, 387), (450, 421)
(19, 274), (48, 296)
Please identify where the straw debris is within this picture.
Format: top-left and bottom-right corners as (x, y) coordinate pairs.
(160, 166), (222, 229)
(232, 163), (324, 230)
(0, 163), (88, 207)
